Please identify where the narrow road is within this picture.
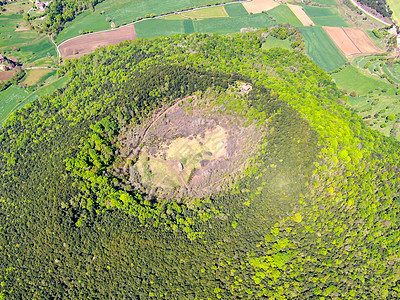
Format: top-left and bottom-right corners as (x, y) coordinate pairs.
(349, 0), (391, 26)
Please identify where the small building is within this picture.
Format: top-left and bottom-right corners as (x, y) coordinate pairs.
(240, 83), (253, 94)
(178, 162), (184, 171)
(35, 1), (49, 10)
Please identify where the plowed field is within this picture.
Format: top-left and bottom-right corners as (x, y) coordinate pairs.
(59, 24), (137, 58)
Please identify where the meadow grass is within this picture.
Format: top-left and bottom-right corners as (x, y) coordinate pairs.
(193, 13), (276, 34)
(300, 26), (347, 72)
(22, 69), (53, 86)
(224, 3), (248, 17)
(262, 36), (292, 50)
(267, 5), (302, 27)
(303, 6), (349, 27)
(0, 85), (29, 125)
(181, 6), (228, 19)
(386, 0), (400, 26)
(331, 65), (396, 95)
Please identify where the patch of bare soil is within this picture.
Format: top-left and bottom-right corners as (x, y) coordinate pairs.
(60, 24), (137, 58)
(118, 94), (266, 199)
(0, 71), (15, 81)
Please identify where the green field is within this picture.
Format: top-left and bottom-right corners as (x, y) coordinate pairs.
(193, 13), (276, 34)
(0, 85), (29, 125)
(135, 19), (188, 38)
(386, 0), (400, 25)
(182, 6), (228, 18)
(0, 14), (56, 66)
(224, 3), (248, 17)
(262, 36), (292, 50)
(1, 76), (69, 127)
(300, 26), (347, 72)
(267, 5), (303, 27)
(303, 6), (349, 27)
(311, 0), (337, 5)
(332, 65), (396, 95)
(56, 0), (231, 43)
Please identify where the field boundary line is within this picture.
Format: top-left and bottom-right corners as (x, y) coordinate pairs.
(56, 0), (253, 53)
(341, 27), (362, 53)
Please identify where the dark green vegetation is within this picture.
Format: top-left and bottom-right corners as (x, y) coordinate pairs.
(303, 6), (349, 27)
(300, 26), (347, 72)
(1, 27), (400, 299)
(358, 0), (392, 18)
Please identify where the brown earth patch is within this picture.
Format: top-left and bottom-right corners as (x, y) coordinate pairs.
(118, 94), (266, 199)
(288, 4), (315, 26)
(242, 0), (280, 14)
(0, 71), (15, 81)
(323, 26), (382, 57)
(323, 26), (360, 56)
(59, 24), (137, 58)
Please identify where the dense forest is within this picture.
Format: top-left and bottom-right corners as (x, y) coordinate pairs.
(358, 0), (393, 18)
(0, 26), (399, 298)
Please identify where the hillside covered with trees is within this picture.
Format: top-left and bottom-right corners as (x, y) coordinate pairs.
(358, 0), (393, 18)
(0, 27), (399, 298)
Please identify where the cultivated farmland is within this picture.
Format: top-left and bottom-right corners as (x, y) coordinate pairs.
(0, 71), (15, 81)
(135, 19), (189, 39)
(181, 6), (228, 19)
(242, 0), (280, 14)
(303, 6), (349, 27)
(22, 69), (54, 87)
(0, 85), (28, 125)
(267, 5), (303, 27)
(56, 0), (232, 43)
(287, 4), (315, 26)
(324, 27), (382, 57)
(300, 26), (347, 72)
(59, 25), (137, 58)
(193, 14), (276, 34)
(224, 3), (249, 17)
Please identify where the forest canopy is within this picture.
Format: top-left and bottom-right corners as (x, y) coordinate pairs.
(0, 27), (399, 298)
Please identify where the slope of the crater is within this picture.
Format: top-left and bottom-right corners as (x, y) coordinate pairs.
(0, 28), (399, 298)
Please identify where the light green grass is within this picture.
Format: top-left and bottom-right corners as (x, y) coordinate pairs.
(182, 6), (228, 19)
(55, 11), (110, 44)
(1, 76), (70, 127)
(135, 19), (187, 38)
(57, 0), (229, 43)
(347, 94), (400, 139)
(267, 5), (302, 27)
(193, 13), (276, 34)
(164, 14), (187, 20)
(300, 26), (347, 72)
(331, 65), (396, 95)
(386, 0), (400, 26)
(0, 85), (29, 125)
(262, 36), (292, 50)
(224, 3), (248, 17)
(311, 0), (337, 5)
(366, 30), (386, 50)
(22, 69), (53, 86)
(303, 6), (349, 27)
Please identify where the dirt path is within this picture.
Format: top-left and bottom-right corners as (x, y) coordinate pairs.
(127, 96), (195, 160)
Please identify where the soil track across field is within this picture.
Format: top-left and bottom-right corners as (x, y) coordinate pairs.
(59, 24), (137, 58)
(324, 27), (382, 57)
(242, 0), (279, 14)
